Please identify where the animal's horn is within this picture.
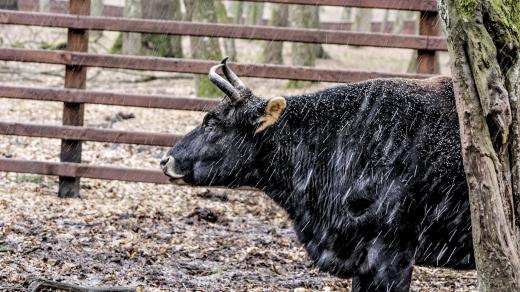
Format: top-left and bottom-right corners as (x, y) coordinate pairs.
(209, 63), (241, 102)
(221, 57), (246, 89)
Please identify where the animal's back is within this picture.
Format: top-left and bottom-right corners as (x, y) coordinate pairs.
(281, 76), (474, 278)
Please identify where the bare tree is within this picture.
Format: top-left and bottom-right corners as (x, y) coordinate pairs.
(91, 0), (103, 17)
(38, 0), (49, 12)
(381, 9), (390, 33)
(288, 5), (316, 88)
(216, 1), (240, 61)
(0, 0), (17, 10)
(120, 0), (142, 55)
(311, 6), (329, 59)
(394, 11), (414, 34)
(439, 0), (520, 290)
(90, 0), (104, 40)
(245, 2), (264, 25)
(184, 0), (223, 97)
(341, 7), (352, 22)
(141, 0), (183, 57)
(262, 4), (289, 64)
(290, 5), (316, 67)
(353, 8), (372, 32)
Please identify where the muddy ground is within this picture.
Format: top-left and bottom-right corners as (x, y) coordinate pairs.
(0, 178), (477, 291)
(0, 22), (477, 291)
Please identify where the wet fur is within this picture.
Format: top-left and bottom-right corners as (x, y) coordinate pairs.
(168, 76), (474, 292)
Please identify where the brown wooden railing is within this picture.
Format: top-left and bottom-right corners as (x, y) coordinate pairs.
(0, 0), (444, 196)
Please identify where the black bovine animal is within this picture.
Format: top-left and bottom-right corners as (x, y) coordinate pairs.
(161, 59), (474, 291)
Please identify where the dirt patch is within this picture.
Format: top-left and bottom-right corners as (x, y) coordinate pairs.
(0, 177), (477, 291)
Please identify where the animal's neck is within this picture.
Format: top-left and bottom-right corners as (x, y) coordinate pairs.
(254, 91), (371, 226)
(257, 125), (333, 221)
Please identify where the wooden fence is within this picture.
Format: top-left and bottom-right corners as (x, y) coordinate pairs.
(15, 0), (422, 34)
(0, 0), (445, 196)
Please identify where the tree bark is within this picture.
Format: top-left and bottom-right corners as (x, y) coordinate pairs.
(288, 5), (316, 88)
(311, 6), (330, 59)
(245, 2), (264, 25)
(38, 0), (49, 12)
(353, 8), (372, 32)
(290, 6), (316, 67)
(184, 0), (223, 98)
(90, 0), (104, 40)
(341, 7), (352, 22)
(262, 4), (289, 64)
(121, 0), (142, 55)
(439, 0), (520, 291)
(141, 0), (183, 58)
(405, 12), (420, 73)
(216, 1), (238, 61)
(395, 11), (414, 34)
(0, 0), (17, 10)
(381, 9), (390, 33)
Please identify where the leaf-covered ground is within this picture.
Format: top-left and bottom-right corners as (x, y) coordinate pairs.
(0, 176), (477, 291)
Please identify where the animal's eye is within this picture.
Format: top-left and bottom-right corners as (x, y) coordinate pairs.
(203, 118), (219, 132)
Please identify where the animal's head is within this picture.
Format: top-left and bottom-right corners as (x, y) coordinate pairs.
(160, 58), (287, 187)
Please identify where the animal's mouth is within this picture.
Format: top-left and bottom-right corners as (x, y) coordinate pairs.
(160, 155), (186, 180)
(168, 177), (188, 185)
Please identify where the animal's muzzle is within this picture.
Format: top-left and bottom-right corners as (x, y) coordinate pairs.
(160, 155), (185, 179)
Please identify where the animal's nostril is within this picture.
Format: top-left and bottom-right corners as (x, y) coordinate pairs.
(160, 156), (170, 168)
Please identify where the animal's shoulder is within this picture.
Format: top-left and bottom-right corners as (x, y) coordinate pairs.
(291, 76), (453, 101)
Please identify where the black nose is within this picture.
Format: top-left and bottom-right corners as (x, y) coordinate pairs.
(160, 156), (170, 168)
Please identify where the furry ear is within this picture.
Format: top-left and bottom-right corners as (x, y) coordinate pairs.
(256, 97), (286, 133)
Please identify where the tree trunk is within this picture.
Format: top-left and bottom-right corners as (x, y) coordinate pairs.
(245, 2), (264, 25)
(341, 7), (352, 22)
(405, 13), (419, 73)
(439, 0), (520, 291)
(228, 2), (243, 60)
(90, 0), (104, 40)
(91, 0), (103, 15)
(216, 1), (238, 61)
(290, 6), (316, 67)
(381, 9), (390, 33)
(0, 0), (17, 10)
(262, 4), (288, 64)
(184, 0), (223, 98)
(288, 5), (316, 88)
(353, 8), (372, 32)
(312, 6), (330, 59)
(141, 0), (183, 58)
(120, 0), (142, 55)
(38, 0), (49, 12)
(395, 11), (414, 34)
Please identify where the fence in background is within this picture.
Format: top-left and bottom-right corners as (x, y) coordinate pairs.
(16, 0), (421, 34)
(0, 0), (445, 196)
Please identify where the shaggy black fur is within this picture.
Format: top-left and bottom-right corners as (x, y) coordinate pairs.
(164, 76), (474, 292)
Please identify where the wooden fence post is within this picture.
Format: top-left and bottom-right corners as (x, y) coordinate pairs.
(416, 11), (439, 74)
(59, 0), (90, 198)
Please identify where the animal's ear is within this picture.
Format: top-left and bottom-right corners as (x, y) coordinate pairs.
(255, 96), (286, 133)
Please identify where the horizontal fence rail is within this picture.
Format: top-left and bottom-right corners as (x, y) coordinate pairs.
(205, 0), (438, 11)
(0, 122), (181, 147)
(0, 48), (434, 83)
(0, 10), (448, 51)
(0, 158), (171, 184)
(0, 158), (256, 190)
(17, 0), (438, 13)
(0, 85), (218, 111)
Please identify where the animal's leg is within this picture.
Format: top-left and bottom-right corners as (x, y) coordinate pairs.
(351, 248), (413, 292)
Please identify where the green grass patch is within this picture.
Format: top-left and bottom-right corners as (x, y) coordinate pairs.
(15, 175), (45, 184)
